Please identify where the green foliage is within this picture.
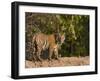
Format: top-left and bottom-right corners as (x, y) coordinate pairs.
(25, 12), (89, 57)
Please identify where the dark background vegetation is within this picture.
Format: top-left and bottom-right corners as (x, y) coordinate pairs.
(25, 12), (89, 60)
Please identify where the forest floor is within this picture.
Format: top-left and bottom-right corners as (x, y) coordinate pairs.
(25, 56), (89, 68)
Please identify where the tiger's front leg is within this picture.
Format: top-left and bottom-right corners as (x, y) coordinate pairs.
(48, 48), (53, 61)
(54, 50), (59, 60)
(53, 44), (60, 60)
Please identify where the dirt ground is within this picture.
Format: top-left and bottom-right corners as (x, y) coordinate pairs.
(25, 56), (89, 68)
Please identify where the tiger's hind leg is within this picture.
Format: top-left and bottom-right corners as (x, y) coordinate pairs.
(36, 49), (43, 62)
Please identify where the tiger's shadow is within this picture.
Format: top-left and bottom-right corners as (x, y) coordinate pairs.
(40, 49), (61, 60)
(40, 50), (49, 60)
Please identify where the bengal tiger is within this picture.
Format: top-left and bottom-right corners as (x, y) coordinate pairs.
(32, 32), (65, 61)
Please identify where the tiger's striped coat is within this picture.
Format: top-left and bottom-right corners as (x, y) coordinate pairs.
(32, 33), (65, 61)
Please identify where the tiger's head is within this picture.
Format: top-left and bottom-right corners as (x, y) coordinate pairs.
(55, 33), (65, 45)
(60, 33), (65, 44)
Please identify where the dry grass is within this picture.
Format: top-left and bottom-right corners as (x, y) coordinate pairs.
(25, 56), (89, 68)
